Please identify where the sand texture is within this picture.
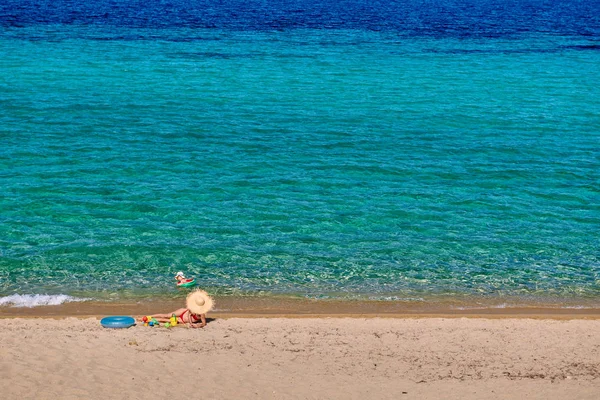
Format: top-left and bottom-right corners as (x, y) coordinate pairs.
(1, 317), (599, 399)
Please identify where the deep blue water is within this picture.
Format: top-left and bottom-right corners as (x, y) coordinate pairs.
(2, 0), (600, 37)
(0, 0), (599, 307)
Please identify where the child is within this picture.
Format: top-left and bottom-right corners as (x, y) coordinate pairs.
(174, 271), (196, 287)
(142, 289), (214, 329)
(174, 271), (187, 283)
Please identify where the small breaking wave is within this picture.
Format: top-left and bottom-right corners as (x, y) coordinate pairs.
(0, 294), (91, 308)
(450, 303), (597, 311)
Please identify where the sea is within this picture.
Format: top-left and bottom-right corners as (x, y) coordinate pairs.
(1, 0), (599, 310)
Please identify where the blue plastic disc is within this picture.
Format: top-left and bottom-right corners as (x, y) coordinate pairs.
(100, 316), (136, 329)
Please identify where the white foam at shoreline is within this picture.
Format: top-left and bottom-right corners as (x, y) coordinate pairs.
(0, 294), (91, 308)
(451, 303), (597, 310)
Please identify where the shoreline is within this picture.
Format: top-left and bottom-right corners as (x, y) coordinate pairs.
(2, 296), (600, 319)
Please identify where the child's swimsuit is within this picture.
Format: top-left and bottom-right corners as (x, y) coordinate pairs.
(177, 309), (202, 323)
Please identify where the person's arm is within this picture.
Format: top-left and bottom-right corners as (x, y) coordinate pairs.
(189, 314), (206, 328)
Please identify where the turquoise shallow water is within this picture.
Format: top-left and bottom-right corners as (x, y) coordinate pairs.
(1, 6), (599, 306)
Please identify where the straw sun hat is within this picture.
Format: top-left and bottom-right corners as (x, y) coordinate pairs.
(186, 289), (214, 315)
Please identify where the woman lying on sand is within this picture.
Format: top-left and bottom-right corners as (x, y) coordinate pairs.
(142, 289), (214, 328)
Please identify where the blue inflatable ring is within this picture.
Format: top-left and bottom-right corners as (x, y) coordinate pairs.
(100, 316), (136, 329)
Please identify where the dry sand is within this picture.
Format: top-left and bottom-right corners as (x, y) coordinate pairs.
(1, 317), (599, 399)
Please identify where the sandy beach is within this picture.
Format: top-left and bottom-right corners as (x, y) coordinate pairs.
(1, 316), (599, 400)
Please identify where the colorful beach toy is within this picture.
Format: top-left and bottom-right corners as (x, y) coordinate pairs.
(100, 316), (136, 329)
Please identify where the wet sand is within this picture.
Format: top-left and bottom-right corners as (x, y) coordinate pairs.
(2, 296), (600, 319)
